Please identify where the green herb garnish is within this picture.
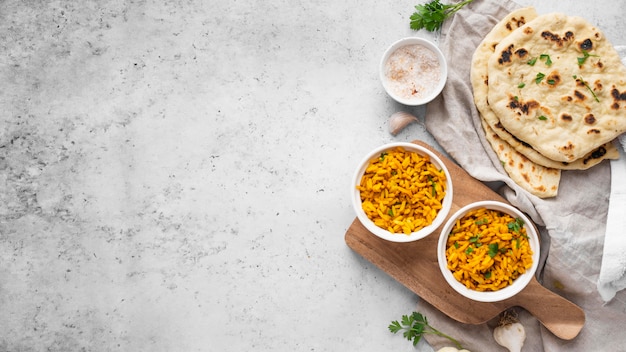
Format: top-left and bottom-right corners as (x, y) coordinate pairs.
(469, 235), (480, 243)
(518, 82), (526, 88)
(428, 176), (437, 197)
(507, 217), (524, 233)
(538, 115), (547, 121)
(527, 57), (538, 66)
(535, 72), (545, 84)
(380, 152), (388, 161)
(488, 243), (499, 258)
(540, 54), (553, 66)
(475, 218), (489, 226)
(484, 271), (492, 279)
(410, 0), (475, 32)
(573, 75), (600, 102)
(389, 312), (464, 348)
(465, 247), (474, 255)
(577, 50), (599, 65)
(547, 79), (556, 85)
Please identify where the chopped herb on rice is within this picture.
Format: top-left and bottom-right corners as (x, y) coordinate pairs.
(445, 208), (533, 291)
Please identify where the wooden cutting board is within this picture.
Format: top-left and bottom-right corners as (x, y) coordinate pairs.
(345, 140), (585, 340)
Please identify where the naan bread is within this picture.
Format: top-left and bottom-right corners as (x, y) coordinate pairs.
(481, 116), (560, 198)
(472, 9), (620, 169)
(471, 7), (561, 197)
(485, 119), (619, 170)
(487, 13), (626, 162)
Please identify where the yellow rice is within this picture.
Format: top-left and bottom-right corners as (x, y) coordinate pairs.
(356, 146), (447, 235)
(445, 208), (534, 291)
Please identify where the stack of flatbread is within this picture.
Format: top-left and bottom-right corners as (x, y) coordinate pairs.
(470, 7), (626, 198)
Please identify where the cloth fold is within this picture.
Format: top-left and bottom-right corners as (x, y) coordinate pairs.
(417, 1), (626, 351)
(597, 136), (626, 301)
(597, 48), (626, 302)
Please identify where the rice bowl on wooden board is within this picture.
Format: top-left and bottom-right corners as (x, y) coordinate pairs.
(437, 201), (540, 302)
(352, 142), (453, 242)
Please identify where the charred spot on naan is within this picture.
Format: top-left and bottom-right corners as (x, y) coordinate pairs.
(583, 145), (607, 165)
(515, 48), (529, 59)
(559, 112), (598, 126)
(558, 142), (576, 161)
(579, 38), (593, 51)
(498, 44), (515, 64)
(507, 96), (541, 115)
(505, 16), (531, 31)
(610, 87), (626, 109)
(573, 90), (587, 101)
(584, 114), (596, 124)
(540, 30), (574, 47)
(594, 80), (603, 91)
(497, 46), (530, 65)
(534, 184), (548, 194)
(501, 124), (536, 149)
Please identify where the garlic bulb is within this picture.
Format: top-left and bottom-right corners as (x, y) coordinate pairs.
(493, 310), (526, 352)
(437, 347), (471, 352)
(389, 111), (419, 135)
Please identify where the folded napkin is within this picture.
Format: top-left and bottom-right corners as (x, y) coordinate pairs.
(415, 1), (626, 351)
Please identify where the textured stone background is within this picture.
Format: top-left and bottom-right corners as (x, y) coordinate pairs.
(1, 1), (623, 351)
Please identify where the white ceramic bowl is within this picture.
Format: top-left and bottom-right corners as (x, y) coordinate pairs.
(437, 201), (540, 302)
(379, 37), (447, 106)
(352, 142), (453, 243)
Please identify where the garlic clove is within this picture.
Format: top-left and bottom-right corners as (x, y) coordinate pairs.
(493, 310), (526, 352)
(436, 347), (471, 352)
(389, 111), (419, 136)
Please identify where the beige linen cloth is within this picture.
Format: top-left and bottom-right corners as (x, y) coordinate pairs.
(418, 0), (626, 351)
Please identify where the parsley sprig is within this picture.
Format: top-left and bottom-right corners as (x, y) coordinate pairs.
(389, 312), (463, 348)
(410, 0), (475, 32)
(577, 50), (599, 65)
(488, 243), (501, 258)
(573, 75), (600, 102)
(539, 54), (552, 66)
(527, 53), (552, 66)
(535, 72), (545, 84)
(507, 218), (524, 233)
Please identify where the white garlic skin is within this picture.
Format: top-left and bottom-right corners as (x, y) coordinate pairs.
(436, 347), (471, 352)
(493, 321), (526, 352)
(389, 111), (419, 135)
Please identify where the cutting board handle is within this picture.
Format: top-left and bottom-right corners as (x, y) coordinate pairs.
(512, 279), (585, 340)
